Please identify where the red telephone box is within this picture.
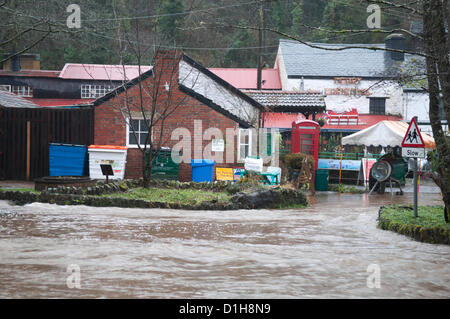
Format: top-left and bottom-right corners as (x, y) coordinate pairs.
(291, 120), (320, 172)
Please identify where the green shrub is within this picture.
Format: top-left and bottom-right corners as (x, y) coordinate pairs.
(283, 153), (315, 170)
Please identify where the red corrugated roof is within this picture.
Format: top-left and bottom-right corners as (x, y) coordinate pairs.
(208, 68), (282, 90)
(263, 111), (402, 130)
(25, 98), (95, 107)
(0, 70), (60, 78)
(59, 63), (152, 81)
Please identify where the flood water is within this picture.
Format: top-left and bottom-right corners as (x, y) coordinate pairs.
(0, 191), (448, 298)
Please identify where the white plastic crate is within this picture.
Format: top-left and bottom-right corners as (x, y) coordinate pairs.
(88, 145), (128, 180)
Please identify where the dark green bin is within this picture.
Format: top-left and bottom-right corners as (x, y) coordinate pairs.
(315, 169), (329, 191)
(145, 148), (180, 180)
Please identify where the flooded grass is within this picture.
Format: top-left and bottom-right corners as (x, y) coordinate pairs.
(381, 205), (449, 229)
(105, 187), (232, 205)
(379, 205), (450, 245)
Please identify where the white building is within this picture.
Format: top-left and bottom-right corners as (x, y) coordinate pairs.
(274, 36), (447, 136)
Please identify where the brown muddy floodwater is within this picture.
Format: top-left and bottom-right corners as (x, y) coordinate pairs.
(0, 192), (448, 298)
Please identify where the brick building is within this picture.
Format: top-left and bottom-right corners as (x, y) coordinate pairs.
(92, 51), (264, 181)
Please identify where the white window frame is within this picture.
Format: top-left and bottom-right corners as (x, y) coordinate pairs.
(81, 84), (115, 99)
(0, 85), (11, 92)
(10, 85), (33, 97)
(126, 118), (153, 148)
(237, 128), (252, 162)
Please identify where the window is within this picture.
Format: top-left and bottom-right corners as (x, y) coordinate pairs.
(265, 132), (273, 156)
(12, 86), (33, 97)
(299, 134), (314, 156)
(0, 85), (11, 92)
(238, 128), (252, 161)
(369, 98), (386, 115)
(127, 119), (151, 147)
(81, 84), (115, 99)
(1, 85), (33, 97)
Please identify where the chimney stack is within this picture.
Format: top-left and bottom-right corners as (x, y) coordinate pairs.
(3, 53), (41, 71)
(385, 34), (406, 61)
(11, 54), (21, 72)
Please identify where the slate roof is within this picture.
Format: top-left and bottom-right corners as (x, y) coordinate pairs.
(0, 90), (39, 108)
(244, 90), (326, 114)
(279, 39), (411, 78)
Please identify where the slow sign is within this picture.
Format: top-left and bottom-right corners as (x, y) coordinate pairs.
(401, 147), (425, 158)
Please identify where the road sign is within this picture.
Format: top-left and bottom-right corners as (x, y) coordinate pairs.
(401, 117), (425, 148)
(401, 118), (423, 218)
(402, 147), (425, 158)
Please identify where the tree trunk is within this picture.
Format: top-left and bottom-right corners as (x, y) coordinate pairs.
(142, 149), (152, 188)
(431, 0), (450, 125)
(423, 0), (450, 222)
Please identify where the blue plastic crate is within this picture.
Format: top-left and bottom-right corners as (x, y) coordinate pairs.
(49, 143), (87, 176)
(190, 159), (215, 183)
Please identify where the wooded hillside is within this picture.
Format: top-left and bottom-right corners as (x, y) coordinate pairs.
(0, 0), (419, 69)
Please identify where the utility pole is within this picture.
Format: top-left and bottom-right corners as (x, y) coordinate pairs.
(256, 0), (265, 157)
(256, 0), (264, 90)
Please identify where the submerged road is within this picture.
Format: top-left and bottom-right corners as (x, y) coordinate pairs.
(0, 191), (448, 298)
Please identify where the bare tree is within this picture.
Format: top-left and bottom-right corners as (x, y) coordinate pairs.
(108, 11), (202, 187)
(0, 0), (82, 64)
(111, 49), (195, 187)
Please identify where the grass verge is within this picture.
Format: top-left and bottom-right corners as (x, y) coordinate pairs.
(105, 187), (232, 206)
(378, 205), (449, 245)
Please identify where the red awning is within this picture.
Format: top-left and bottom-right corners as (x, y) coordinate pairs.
(262, 111), (403, 131)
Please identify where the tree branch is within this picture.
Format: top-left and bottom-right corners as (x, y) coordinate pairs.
(365, 0), (423, 16)
(195, 22), (430, 58)
(0, 26), (53, 64)
(296, 22), (422, 40)
(0, 20), (47, 47)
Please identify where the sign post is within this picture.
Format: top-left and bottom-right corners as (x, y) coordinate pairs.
(100, 164), (114, 184)
(401, 117), (426, 218)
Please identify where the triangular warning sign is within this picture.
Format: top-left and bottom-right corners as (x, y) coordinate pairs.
(402, 118), (425, 147)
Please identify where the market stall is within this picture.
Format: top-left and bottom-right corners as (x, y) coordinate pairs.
(340, 120), (436, 193)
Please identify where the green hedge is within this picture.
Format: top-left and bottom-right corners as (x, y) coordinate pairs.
(378, 205), (450, 245)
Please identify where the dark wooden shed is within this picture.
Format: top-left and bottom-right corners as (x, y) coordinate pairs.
(0, 91), (93, 180)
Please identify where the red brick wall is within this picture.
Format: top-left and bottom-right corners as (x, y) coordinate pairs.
(94, 51), (243, 181)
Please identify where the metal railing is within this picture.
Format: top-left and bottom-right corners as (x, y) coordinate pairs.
(319, 152), (382, 160)
(279, 150), (382, 161)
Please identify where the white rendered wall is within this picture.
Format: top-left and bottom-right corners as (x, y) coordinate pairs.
(179, 60), (260, 126)
(404, 91), (448, 136)
(403, 91), (429, 122)
(275, 47), (289, 91)
(285, 77), (404, 116)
